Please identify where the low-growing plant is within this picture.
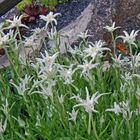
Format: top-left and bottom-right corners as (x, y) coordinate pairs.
(0, 12), (139, 139)
(40, 0), (69, 8)
(16, 0), (70, 12)
(16, 0), (32, 11)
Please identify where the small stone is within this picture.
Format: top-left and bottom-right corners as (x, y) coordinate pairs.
(136, 13), (140, 20)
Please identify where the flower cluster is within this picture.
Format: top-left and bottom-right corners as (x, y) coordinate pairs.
(0, 11), (139, 139)
(106, 100), (135, 119)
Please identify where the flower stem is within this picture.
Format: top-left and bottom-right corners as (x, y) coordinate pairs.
(129, 44), (135, 73)
(16, 27), (26, 57)
(126, 119), (132, 140)
(88, 112), (92, 135)
(92, 120), (100, 140)
(111, 32), (116, 58)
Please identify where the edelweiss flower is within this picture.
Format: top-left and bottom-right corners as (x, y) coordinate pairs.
(19, 54), (28, 66)
(121, 72), (133, 83)
(106, 100), (133, 119)
(78, 30), (92, 40)
(68, 109), (78, 122)
(40, 12), (61, 27)
(32, 27), (48, 39)
(67, 45), (83, 56)
(58, 94), (66, 104)
(118, 30), (139, 46)
(70, 94), (82, 103)
(84, 40), (110, 61)
(0, 30), (14, 47)
(102, 61), (110, 72)
(120, 82), (127, 93)
(112, 54), (130, 68)
(6, 15), (28, 29)
(10, 75), (31, 96)
(58, 65), (76, 85)
(106, 102), (121, 115)
(36, 50), (59, 71)
(39, 81), (55, 98)
(31, 62), (40, 74)
(0, 33), (9, 46)
(77, 60), (99, 76)
(38, 65), (57, 80)
(24, 36), (38, 49)
(73, 87), (108, 113)
(112, 54), (122, 66)
(104, 22), (120, 32)
(61, 29), (73, 38)
(120, 101), (133, 119)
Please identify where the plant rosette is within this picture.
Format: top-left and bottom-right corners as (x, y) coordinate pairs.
(22, 4), (48, 23)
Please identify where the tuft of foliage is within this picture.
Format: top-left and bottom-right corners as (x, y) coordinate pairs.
(16, 0), (32, 11)
(16, 0), (70, 12)
(39, 0), (70, 9)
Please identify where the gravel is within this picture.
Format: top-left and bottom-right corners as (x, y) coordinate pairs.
(30, 0), (92, 30)
(56, 0), (92, 30)
(0, 0), (92, 31)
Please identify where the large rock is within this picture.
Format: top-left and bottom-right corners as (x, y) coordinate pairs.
(113, 0), (140, 23)
(87, 0), (113, 41)
(87, 0), (140, 41)
(48, 2), (94, 53)
(50, 0), (140, 53)
(112, 0), (140, 34)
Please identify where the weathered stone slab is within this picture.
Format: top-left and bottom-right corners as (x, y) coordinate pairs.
(87, 0), (140, 41)
(112, 0), (140, 36)
(0, 0), (4, 3)
(87, 0), (113, 41)
(55, 0), (140, 52)
(48, 2), (95, 53)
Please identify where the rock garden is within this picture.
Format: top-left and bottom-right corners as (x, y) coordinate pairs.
(0, 0), (140, 139)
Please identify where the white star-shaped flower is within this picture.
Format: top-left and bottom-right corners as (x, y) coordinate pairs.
(40, 12), (61, 27)
(104, 22), (121, 32)
(6, 15), (28, 29)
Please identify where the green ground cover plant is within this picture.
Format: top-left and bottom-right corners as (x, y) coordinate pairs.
(0, 12), (139, 139)
(16, 0), (69, 11)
